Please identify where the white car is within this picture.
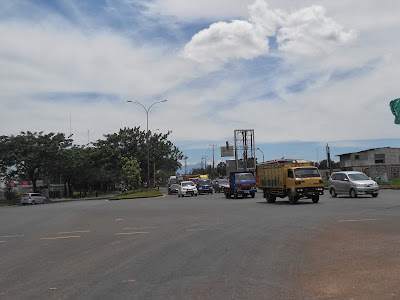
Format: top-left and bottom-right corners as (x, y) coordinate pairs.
(178, 181), (198, 197)
(328, 171), (379, 198)
(20, 193), (48, 205)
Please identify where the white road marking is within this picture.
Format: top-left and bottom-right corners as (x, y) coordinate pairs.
(57, 230), (90, 234)
(123, 227), (159, 230)
(41, 235), (81, 240)
(115, 232), (149, 235)
(338, 219), (378, 223)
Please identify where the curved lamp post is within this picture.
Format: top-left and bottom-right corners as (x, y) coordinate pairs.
(127, 100), (167, 187)
(256, 147), (265, 163)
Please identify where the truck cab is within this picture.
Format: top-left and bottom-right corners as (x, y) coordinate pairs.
(224, 171), (257, 199)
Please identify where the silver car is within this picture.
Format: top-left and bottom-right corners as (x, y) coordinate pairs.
(178, 181), (198, 197)
(328, 171), (379, 198)
(20, 193), (48, 205)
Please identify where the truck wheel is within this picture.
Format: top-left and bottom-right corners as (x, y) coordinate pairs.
(288, 190), (296, 204)
(265, 190), (273, 203)
(312, 194), (319, 203)
(350, 189), (357, 198)
(251, 193), (255, 198)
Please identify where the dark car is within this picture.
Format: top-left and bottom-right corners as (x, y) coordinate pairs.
(197, 179), (213, 194)
(213, 178), (228, 193)
(168, 183), (179, 195)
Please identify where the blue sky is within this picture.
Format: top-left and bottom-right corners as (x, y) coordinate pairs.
(1, 0), (400, 170)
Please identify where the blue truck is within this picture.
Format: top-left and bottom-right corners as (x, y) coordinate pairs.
(197, 178), (213, 194)
(224, 171), (257, 199)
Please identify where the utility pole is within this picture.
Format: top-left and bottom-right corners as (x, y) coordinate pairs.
(201, 155), (207, 170)
(210, 144), (217, 179)
(184, 156), (188, 175)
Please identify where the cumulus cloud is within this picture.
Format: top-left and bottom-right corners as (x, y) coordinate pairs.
(277, 5), (357, 55)
(180, 20), (269, 65)
(181, 0), (357, 65)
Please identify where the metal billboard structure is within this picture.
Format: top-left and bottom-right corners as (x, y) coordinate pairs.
(234, 129), (256, 171)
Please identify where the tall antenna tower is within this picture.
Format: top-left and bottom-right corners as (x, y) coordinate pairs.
(234, 129), (256, 171)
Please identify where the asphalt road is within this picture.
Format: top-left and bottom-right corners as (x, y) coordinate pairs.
(1, 189), (400, 299)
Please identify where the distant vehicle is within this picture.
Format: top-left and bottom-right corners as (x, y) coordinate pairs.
(168, 183), (179, 195)
(257, 159), (324, 204)
(224, 171), (257, 199)
(178, 181), (198, 197)
(20, 193), (48, 205)
(328, 171), (379, 198)
(214, 179), (228, 193)
(197, 179), (213, 194)
(168, 176), (178, 185)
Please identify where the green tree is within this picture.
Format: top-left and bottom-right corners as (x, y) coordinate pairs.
(216, 161), (227, 177)
(122, 157), (141, 189)
(92, 127), (182, 188)
(316, 159), (340, 169)
(48, 145), (93, 197)
(0, 132), (72, 192)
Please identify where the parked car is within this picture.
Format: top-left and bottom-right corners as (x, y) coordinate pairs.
(178, 181), (198, 197)
(328, 171), (379, 198)
(20, 193), (48, 205)
(168, 183), (179, 195)
(197, 179), (213, 194)
(213, 178), (228, 193)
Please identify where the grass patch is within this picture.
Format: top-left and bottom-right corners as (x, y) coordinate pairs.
(110, 189), (162, 200)
(377, 178), (400, 186)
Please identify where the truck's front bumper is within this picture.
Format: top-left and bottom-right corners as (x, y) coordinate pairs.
(295, 187), (324, 196)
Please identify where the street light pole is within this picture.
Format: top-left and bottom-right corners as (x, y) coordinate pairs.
(127, 99), (167, 188)
(256, 147), (265, 163)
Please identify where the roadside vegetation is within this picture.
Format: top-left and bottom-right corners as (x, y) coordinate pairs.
(0, 128), (183, 198)
(110, 188), (162, 200)
(377, 178), (400, 186)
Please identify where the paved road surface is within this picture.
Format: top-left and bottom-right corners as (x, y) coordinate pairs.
(1, 189), (400, 299)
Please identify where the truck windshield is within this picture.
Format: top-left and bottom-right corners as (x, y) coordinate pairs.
(235, 173), (255, 181)
(294, 168), (320, 178)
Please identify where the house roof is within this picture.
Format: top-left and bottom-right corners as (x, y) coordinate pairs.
(337, 147), (397, 156)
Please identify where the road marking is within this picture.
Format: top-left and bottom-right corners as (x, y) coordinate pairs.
(41, 235), (81, 240)
(122, 279), (136, 283)
(115, 219), (124, 221)
(338, 219), (378, 223)
(123, 227), (159, 230)
(57, 230), (90, 234)
(115, 232), (149, 235)
(185, 229), (206, 232)
(0, 235), (24, 238)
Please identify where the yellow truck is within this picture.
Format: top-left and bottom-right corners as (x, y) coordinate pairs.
(256, 159), (324, 204)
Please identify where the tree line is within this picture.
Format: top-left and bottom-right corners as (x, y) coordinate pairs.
(0, 128), (183, 197)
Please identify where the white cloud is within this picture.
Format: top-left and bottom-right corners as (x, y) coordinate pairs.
(277, 5), (357, 56)
(140, 0), (252, 21)
(1, 0), (400, 165)
(180, 1), (356, 66)
(180, 20), (269, 66)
